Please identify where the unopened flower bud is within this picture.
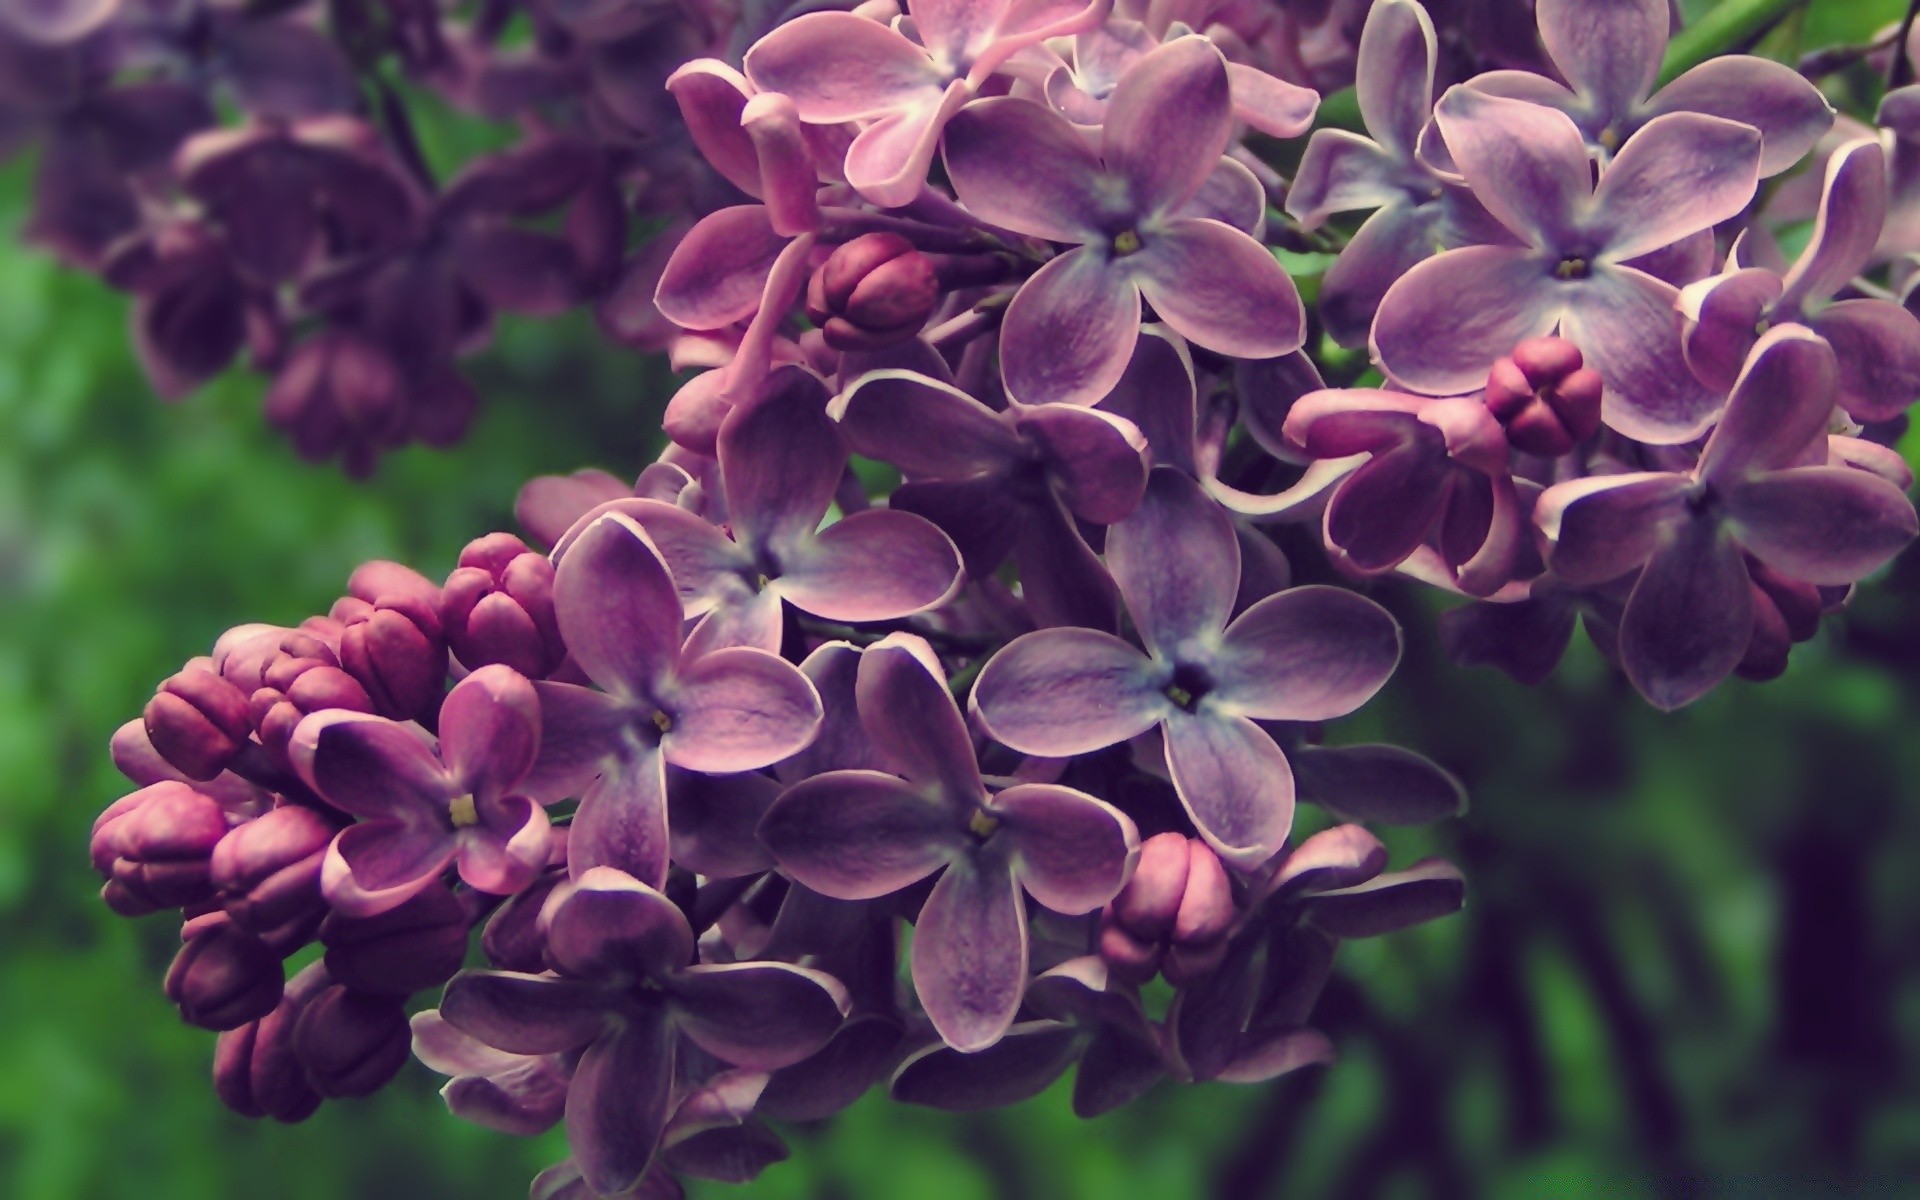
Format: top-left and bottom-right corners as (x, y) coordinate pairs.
(1097, 916), (1164, 982)
(1110, 832), (1191, 941)
(441, 534), (565, 677)
(144, 666), (254, 780)
(215, 963), (332, 1122)
(212, 804), (336, 942)
(292, 986), (411, 1098)
(165, 912), (284, 1030)
(481, 868), (567, 972)
(807, 233), (940, 351)
(252, 658), (375, 760)
(347, 559), (442, 609)
(1737, 562), (1825, 683)
(1483, 336), (1602, 458)
(1100, 834), (1238, 985)
(103, 782), (231, 915)
(321, 883), (470, 995)
(336, 595), (446, 720)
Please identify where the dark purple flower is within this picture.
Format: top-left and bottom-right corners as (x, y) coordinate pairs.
(292, 664), (552, 915)
(526, 509), (823, 886)
(1373, 87), (1762, 443)
(971, 468), (1401, 867)
(1537, 326), (1918, 708)
(758, 633), (1139, 1050)
(1681, 137), (1920, 423)
(436, 867), (848, 1195)
(942, 36), (1306, 404)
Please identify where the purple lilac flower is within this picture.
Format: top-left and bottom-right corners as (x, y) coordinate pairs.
(758, 634), (1139, 1051)
(527, 509), (824, 886)
(1372, 86), (1762, 443)
(291, 665), (552, 917)
(1466, 0), (1831, 174)
(942, 35), (1306, 405)
(1537, 327), (1918, 709)
(1681, 137), (1920, 424)
(437, 867), (848, 1195)
(971, 468), (1401, 867)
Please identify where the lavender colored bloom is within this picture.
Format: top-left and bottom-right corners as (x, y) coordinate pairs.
(758, 633), (1139, 1051)
(942, 35), (1306, 405)
(1285, 0), (1504, 346)
(1681, 138), (1920, 424)
(743, 0), (1103, 206)
(291, 665), (552, 917)
(570, 367), (963, 655)
(1373, 87), (1762, 443)
(1467, 0), (1831, 175)
(527, 509), (824, 886)
(971, 468), (1402, 867)
(1042, 18), (1318, 138)
(438, 868), (847, 1195)
(1537, 327), (1918, 709)
(835, 367), (1148, 629)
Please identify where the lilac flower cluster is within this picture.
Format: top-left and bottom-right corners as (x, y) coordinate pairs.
(80, 0), (1920, 1193)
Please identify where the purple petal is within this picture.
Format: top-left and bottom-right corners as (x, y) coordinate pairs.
(1318, 200), (1447, 349)
(439, 970), (612, 1056)
(1810, 299), (1920, 423)
(1285, 131), (1412, 229)
(717, 369), (844, 562)
(1015, 403), (1149, 525)
(1536, 471), (1690, 586)
(544, 868), (694, 980)
(971, 628), (1164, 755)
(653, 207), (788, 331)
(684, 587), (785, 658)
(439, 665), (541, 799)
(1228, 64), (1318, 140)
(1430, 87), (1588, 248)
(668, 963), (849, 1069)
(665, 60), (761, 198)
(668, 769), (780, 878)
(912, 857), (1027, 1051)
(567, 1013), (676, 1197)
(1355, 0), (1437, 155)
(1102, 35), (1232, 216)
(1303, 858), (1466, 938)
(780, 642), (882, 780)
(1177, 155), (1267, 234)
(889, 1023), (1081, 1110)
(1106, 466), (1239, 656)
(323, 822), (456, 916)
(776, 509), (963, 623)
(458, 794), (552, 896)
(856, 634), (982, 803)
(1322, 437), (1450, 571)
(552, 514), (683, 699)
(942, 97), (1106, 243)
(743, 12), (942, 121)
(665, 647), (823, 774)
(593, 499), (750, 619)
(1619, 517), (1752, 710)
(758, 770), (960, 899)
(1130, 217), (1305, 360)
(1370, 245), (1557, 396)
(1781, 138), (1883, 307)
(1698, 324), (1840, 481)
(1097, 324), (1198, 470)
(523, 681), (630, 802)
(1216, 1027), (1336, 1084)
(1536, 0), (1666, 123)
(759, 1012), (905, 1121)
(1011, 492), (1122, 631)
(1212, 586), (1401, 721)
(893, 477), (1023, 582)
(291, 711), (448, 821)
(835, 369), (1022, 477)
(1161, 712), (1294, 867)
(1679, 268), (1782, 395)
(999, 246), (1141, 406)
(843, 83), (973, 209)
(1560, 265), (1720, 445)
(1589, 114), (1761, 263)
(1647, 55), (1834, 178)
(993, 783), (1137, 915)
(1726, 467), (1918, 586)
(516, 470), (630, 550)
(1272, 824), (1388, 897)
(1292, 743), (1466, 824)
(569, 748), (671, 886)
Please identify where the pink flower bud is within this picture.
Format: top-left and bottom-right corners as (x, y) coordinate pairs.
(807, 233), (940, 351)
(1097, 913), (1164, 983)
(144, 666), (254, 780)
(480, 868), (567, 972)
(441, 534), (564, 677)
(1483, 336), (1602, 458)
(211, 804), (337, 941)
(336, 595), (447, 720)
(214, 963), (332, 1123)
(103, 782), (231, 915)
(165, 912), (284, 1030)
(320, 883), (471, 995)
(1109, 832), (1191, 941)
(292, 986), (411, 1098)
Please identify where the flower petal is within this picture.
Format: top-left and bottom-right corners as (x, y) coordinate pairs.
(856, 633), (982, 803)
(1106, 466), (1238, 658)
(439, 970), (612, 1056)
(1618, 516), (1751, 710)
(835, 369), (1023, 478)
(1370, 244), (1558, 397)
(1318, 200), (1446, 349)
(999, 246), (1141, 406)
(912, 856), (1028, 1051)
(776, 509), (964, 623)
(1322, 437), (1450, 571)
(743, 12), (943, 122)
(1535, 471), (1690, 587)
(552, 513), (683, 699)
(1302, 858), (1466, 938)
(1356, 0), (1437, 155)
(1646, 54), (1834, 178)
(291, 711), (448, 821)
(439, 664), (541, 799)
(653, 206), (788, 331)
(567, 1011), (676, 1196)
(1535, 0), (1667, 125)
(569, 748), (671, 887)
(1587, 113), (1761, 263)
(1809, 299), (1920, 423)
(323, 822), (456, 916)
(1161, 712), (1294, 867)
(1780, 138), (1884, 307)
(1102, 35), (1233, 215)
(942, 96), (1106, 242)
(993, 783), (1137, 915)
(1678, 267), (1782, 395)
(1697, 323), (1839, 481)
(971, 628), (1165, 755)
(665, 647), (823, 773)
(758, 770), (960, 899)
(1560, 265), (1720, 445)
(889, 1023), (1081, 1110)
(717, 367), (845, 563)
(1291, 743), (1466, 825)
(1431, 86), (1588, 248)
(1726, 467), (1918, 586)
(544, 868), (694, 980)
(523, 681), (630, 802)
(1016, 402), (1149, 525)
(844, 82), (973, 209)
(1212, 586), (1401, 721)
(668, 962), (849, 1069)
(1130, 217), (1305, 360)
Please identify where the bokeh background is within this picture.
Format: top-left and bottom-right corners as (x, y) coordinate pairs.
(7, 2), (1920, 1195)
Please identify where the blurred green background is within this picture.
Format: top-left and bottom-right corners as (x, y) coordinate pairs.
(8, 1), (1920, 1193)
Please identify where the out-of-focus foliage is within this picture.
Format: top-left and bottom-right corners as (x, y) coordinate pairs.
(6, 0), (1920, 1193)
